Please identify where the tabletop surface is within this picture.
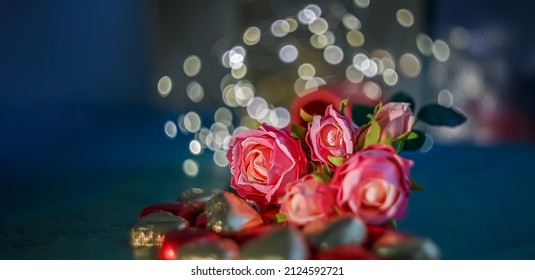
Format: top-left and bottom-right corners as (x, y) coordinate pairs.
(1, 124), (534, 259)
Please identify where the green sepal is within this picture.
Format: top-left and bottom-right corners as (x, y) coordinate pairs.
(290, 124), (307, 141)
(300, 108), (314, 122)
(410, 177), (425, 191)
(417, 104), (467, 127)
(273, 213), (288, 223)
(327, 156), (346, 167)
(339, 98), (349, 116)
(313, 172), (332, 184)
(363, 118), (381, 148)
(321, 163), (333, 177)
(387, 219), (398, 230)
(373, 101), (383, 116)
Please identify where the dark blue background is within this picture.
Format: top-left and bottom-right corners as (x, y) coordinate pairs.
(0, 0), (534, 259)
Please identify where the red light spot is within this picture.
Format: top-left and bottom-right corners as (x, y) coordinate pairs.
(161, 245), (177, 260)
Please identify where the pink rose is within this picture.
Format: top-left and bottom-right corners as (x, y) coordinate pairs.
(280, 174), (336, 226)
(331, 144), (413, 225)
(226, 123), (308, 209)
(306, 105), (359, 167)
(375, 102), (414, 142)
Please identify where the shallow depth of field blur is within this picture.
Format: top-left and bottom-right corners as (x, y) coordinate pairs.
(1, 0), (534, 259)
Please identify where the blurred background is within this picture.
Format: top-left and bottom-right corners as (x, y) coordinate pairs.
(0, 0), (534, 259)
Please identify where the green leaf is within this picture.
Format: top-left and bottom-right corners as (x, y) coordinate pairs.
(321, 163), (332, 177)
(394, 131), (419, 142)
(392, 139), (404, 153)
(410, 177), (425, 191)
(401, 130), (425, 151)
(363, 119), (381, 148)
(387, 219), (397, 230)
(389, 91), (415, 111)
(313, 172), (331, 184)
(327, 156), (346, 166)
(373, 101), (383, 116)
(290, 124), (307, 141)
(351, 105), (374, 126)
(417, 104), (467, 127)
(300, 108), (314, 122)
(273, 213), (288, 223)
(339, 98), (349, 116)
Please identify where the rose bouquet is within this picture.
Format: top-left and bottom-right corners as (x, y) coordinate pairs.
(130, 90), (466, 260)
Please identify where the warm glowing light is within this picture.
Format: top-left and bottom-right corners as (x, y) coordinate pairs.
(184, 112), (201, 133)
(186, 81), (204, 103)
(346, 65), (364, 84)
(432, 40), (450, 62)
(231, 64), (247, 79)
(213, 149), (228, 167)
(183, 159), (199, 177)
(323, 45), (344, 65)
(164, 121), (177, 139)
(189, 140), (202, 155)
(308, 18), (328, 34)
(342, 14), (361, 30)
(363, 81), (382, 100)
(243, 26), (261, 46)
(354, 0), (370, 8)
(279, 44), (299, 63)
(286, 18), (298, 32)
(438, 89), (453, 108)
(271, 19), (290, 38)
(235, 81), (255, 106)
(269, 107), (291, 128)
(382, 69), (399, 86)
(214, 107), (233, 123)
(229, 46), (246, 69)
(310, 34), (329, 49)
(222, 84), (239, 107)
(183, 55), (202, 77)
(346, 30), (365, 47)
(396, 9), (414, 28)
(399, 53), (421, 78)
(298, 63), (316, 80)
(157, 76), (172, 97)
(416, 33), (433, 56)
(247, 97), (269, 120)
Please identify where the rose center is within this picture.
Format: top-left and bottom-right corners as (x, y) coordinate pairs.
(320, 124), (341, 147)
(362, 180), (388, 207)
(244, 145), (272, 184)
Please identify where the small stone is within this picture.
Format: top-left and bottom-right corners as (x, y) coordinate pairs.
(240, 227), (309, 260)
(305, 216), (367, 251)
(178, 239), (240, 260)
(130, 212), (190, 248)
(372, 231), (440, 260)
(140, 202), (197, 224)
(195, 212), (208, 228)
(205, 192), (263, 234)
(315, 245), (378, 260)
(231, 224), (275, 245)
(158, 228), (220, 260)
(178, 188), (222, 210)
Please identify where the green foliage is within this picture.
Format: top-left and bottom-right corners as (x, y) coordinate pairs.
(273, 213), (288, 223)
(417, 104), (467, 127)
(300, 108), (314, 122)
(363, 118), (381, 148)
(339, 98), (349, 116)
(410, 177), (425, 191)
(327, 156), (346, 167)
(290, 124), (307, 141)
(401, 130), (426, 151)
(389, 91), (415, 111)
(351, 104), (374, 126)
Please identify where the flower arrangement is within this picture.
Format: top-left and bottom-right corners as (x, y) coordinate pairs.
(129, 89), (466, 260)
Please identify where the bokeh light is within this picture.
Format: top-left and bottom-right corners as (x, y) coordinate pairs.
(183, 55), (201, 77)
(186, 81), (204, 103)
(279, 44), (299, 63)
(157, 76), (172, 97)
(396, 9), (414, 28)
(164, 121), (177, 139)
(183, 159), (199, 177)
